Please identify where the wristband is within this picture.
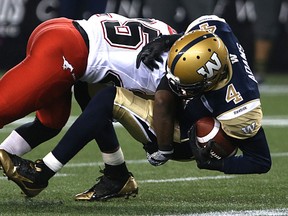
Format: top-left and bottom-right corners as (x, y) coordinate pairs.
(159, 149), (174, 155)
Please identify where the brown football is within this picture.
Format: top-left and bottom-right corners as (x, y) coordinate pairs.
(195, 117), (237, 159)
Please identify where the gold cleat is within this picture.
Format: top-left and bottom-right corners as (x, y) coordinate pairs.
(75, 173), (138, 201)
(0, 150), (47, 197)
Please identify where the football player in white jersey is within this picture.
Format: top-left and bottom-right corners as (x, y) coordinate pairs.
(0, 13), (176, 199)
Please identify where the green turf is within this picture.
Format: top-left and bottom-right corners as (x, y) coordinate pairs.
(0, 74), (288, 215)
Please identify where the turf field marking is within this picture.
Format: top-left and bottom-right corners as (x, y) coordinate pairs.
(182, 208), (288, 216)
(259, 84), (288, 94)
(271, 152), (288, 157)
(0, 174), (234, 183)
(138, 175), (235, 183)
(65, 159), (148, 168)
(262, 117), (288, 127)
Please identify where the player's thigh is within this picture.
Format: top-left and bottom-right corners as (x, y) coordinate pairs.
(113, 87), (155, 144)
(36, 90), (72, 129)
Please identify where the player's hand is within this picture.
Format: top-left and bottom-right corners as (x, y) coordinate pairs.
(188, 125), (214, 166)
(147, 149), (174, 166)
(136, 34), (182, 71)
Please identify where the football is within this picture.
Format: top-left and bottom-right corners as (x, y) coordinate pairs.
(195, 117), (237, 159)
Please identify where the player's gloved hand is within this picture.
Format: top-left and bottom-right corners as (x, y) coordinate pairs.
(188, 125), (223, 171)
(188, 125), (214, 168)
(147, 149), (174, 166)
(136, 34), (182, 71)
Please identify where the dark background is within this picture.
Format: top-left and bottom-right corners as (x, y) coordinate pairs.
(0, 0), (287, 73)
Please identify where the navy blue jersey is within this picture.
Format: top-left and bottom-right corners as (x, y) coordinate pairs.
(174, 15), (263, 141)
(185, 16), (260, 117)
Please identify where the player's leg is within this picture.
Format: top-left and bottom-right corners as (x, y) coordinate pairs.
(0, 86), (156, 199)
(0, 86), (193, 198)
(222, 127), (271, 174)
(51, 86), (138, 201)
(0, 91), (74, 197)
(0, 18), (89, 194)
(14, 93), (73, 152)
(0, 18), (88, 156)
(0, 118), (61, 156)
(0, 86), (137, 198)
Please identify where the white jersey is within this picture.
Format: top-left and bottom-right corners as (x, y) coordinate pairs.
(76, 13), (175, 95)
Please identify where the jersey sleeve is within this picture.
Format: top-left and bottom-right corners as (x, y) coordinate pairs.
(185, 15), (229, 34)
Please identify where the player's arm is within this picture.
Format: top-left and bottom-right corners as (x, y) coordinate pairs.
(153, 89), (176, 151)
(147, 76), (178, 166)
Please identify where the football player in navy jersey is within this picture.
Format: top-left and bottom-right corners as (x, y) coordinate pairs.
(138, 15), (271, 174)
(0, 15), (271, 200)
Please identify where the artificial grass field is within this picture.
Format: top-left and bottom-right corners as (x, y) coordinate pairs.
(0, 74), (287, 216)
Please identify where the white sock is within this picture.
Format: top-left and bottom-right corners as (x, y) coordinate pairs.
(43, 152), (64, 173)
(0, 130), (32, 156)
(102, 147), (125, 166)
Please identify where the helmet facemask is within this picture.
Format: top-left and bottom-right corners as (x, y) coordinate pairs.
(166, 65), (212, 98)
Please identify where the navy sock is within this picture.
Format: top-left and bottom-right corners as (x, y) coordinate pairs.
(51, 86), (119, 164)
(15, 117), (61, 149)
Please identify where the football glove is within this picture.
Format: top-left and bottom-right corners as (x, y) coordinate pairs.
(189, 125), (214, 169)
(136, 34), (182, 71)
(147, 149), (174, 166)
(188, 125), (217, 169)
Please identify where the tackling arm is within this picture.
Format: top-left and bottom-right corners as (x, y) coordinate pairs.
(146, 89), (178, 166)
(153, 89), (176, 151)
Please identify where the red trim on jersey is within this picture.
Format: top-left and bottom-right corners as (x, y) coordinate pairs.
(167, 25), (177, 34)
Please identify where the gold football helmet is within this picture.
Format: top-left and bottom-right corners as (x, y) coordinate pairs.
(166, 30), (231, 98)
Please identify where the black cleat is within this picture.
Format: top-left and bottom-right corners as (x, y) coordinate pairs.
(75, 171), (138, 201)
(0, 150), (48, 197)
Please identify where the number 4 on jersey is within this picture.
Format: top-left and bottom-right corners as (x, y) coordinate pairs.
(225, 84), (243, 104)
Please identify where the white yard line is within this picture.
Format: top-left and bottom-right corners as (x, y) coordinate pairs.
(259, 84), (288, 94)
(138, 175), (235, 183)
(0, 173), (234, 183)
(174, 208), (288, 216)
